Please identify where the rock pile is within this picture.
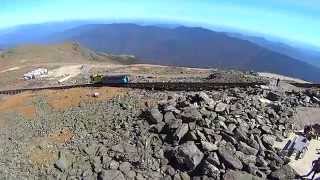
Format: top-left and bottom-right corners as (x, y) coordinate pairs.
(136, 87), (311, 179)
(4, 86), (320, 179)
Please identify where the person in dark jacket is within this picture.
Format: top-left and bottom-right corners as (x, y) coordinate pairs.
(276, 78), (280, 87)
(305, 125), (314, 139)
(301, 157), (320, 179)
(312, 124), (320, 140)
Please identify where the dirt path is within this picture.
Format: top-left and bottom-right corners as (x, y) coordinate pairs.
(0, 66), (21, 74)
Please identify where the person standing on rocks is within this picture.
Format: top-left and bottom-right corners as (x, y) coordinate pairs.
(304, 125), (314, 140)
(301, 157), (320, 179)
(276, 78), (280, 87)
(312, 124), (320, 140)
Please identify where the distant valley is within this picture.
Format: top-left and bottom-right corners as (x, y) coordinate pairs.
(0, 22), (320, 82)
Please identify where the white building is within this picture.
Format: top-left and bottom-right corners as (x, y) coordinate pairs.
(23, 68), (48, 80)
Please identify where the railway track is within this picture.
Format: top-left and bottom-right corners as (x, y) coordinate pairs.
(288, 83), (320, 88)
(1, 82), (319, 96)
(0, 83), (95, 95)
(0, 82), (267, 95)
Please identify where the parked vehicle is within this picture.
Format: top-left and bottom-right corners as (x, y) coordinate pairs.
(90, 74), (129, 84)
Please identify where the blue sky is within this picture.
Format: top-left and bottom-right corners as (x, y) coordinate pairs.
(1, 0), (319, 48)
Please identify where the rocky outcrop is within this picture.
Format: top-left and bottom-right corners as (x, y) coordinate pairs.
(133, 86), (316, 179)
(9, 84), (319, 179)
(269, 165), (298, 180)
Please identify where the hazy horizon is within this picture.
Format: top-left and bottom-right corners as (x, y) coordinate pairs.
(1, 0), (319, 49)
(1, 19), (319, 52)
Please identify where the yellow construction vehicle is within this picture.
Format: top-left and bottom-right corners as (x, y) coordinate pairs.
(90, 74), (104, 84)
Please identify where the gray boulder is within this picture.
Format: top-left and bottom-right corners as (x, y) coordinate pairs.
(179, 172), (191, 180)
(168, 119), (183, 130)
(92, 157), (103, 173)
(119, 162), (131, 174)
(254, 135), (266, 151)
(234, 128), (248, 142)
(197, 130), (209, 142)
(109, 160), (120, 170)
(218, 146), (243, 170)
(245, 136), (260, 150)
(54, 156), (69, 172)
(174, 141), (204, 171)
(313, 96), (320, 103)
(98, 170), (126, 180)
(165, 165), (176, 176)
(150, 121), (166, 133)
(198, 92), (216, 108)
(173, 123), (189, 144)
(165, 105), (181, 114)
(265, 150), (284, 165)
(174, 174), (182, 180)
(201, 141), (218, 152)
(135, 173), (146, 180)
(304, 96), (311, 103)
(164, 111), (176, 122)
(221, 131), (238, 145)
(256, 156), (269, 168)
(261, 125), (272, 134)
(207, 152), (221, 167)
(262, 134), (275, 147)
(54, 152), (69, 172)
(235, 151), (256, 166)
(181, 107), (203, 122)
(215, 102), (228, 113)
(111, 143), (125, 153)
(269, 165), (298, 180)
(238, 141), (258, 156)
(247, 163), (266, 179)
(201, 160), (220, 179)
(228, 123), (237, 132)
(126, 170), (136, 179)
(266, 92), (282, 101)
(222, 170), (263, 180)
(148, 108), (163, 124)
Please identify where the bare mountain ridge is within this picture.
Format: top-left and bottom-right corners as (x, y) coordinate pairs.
(0, 42), (139, 90)
(0, 42), (137, 66)
(46, 23), (320, 82)
(1, 22), (319, 67)
(0, 23), (319, 82)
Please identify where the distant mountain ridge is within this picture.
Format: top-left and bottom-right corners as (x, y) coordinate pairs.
(0, 22), (319, 82)
(228, 33), (320, 68)
(0, 21), (98, 48)
(44, 23), (320, 82)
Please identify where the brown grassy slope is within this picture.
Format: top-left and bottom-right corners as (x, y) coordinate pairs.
(0, 87), (127, 120)
(0, 42), (137, 89)
(0, 42), (129, 68)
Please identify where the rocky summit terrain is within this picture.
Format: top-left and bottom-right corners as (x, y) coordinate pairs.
(0, 42), (319, 180)
(1, 79), (320, 179)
